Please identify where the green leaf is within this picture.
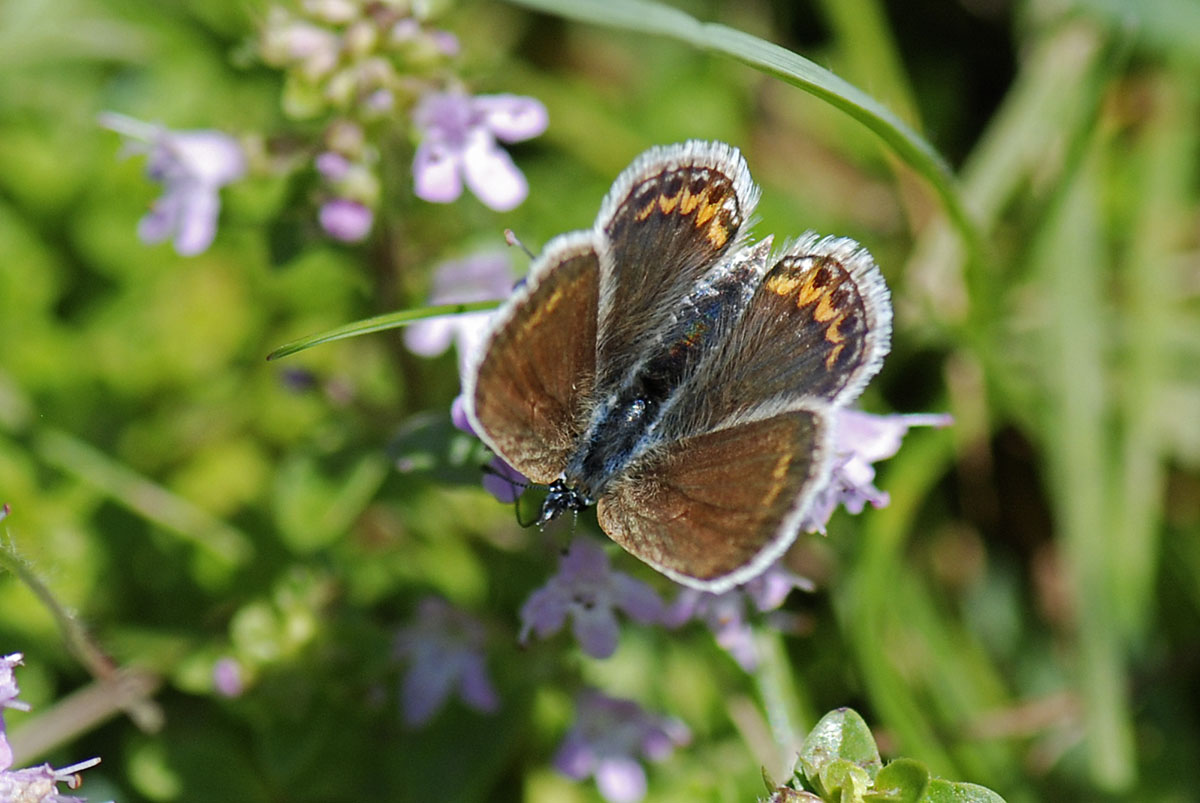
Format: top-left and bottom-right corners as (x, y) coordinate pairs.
(797, 708), (882, 792)
(503, 0), (980, 258)
(867, 759), (929, 802)
(921, 778), (1007, 803)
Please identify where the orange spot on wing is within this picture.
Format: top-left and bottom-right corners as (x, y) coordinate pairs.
(679, 187), (700, 214)
(813, 292), (839, 322)
(765, 273), (803, 296)
(825, 315), (846, 344)
(695, 197), (718, 226)
(795, 276), (823, 307)
(706, 220), (729, 248)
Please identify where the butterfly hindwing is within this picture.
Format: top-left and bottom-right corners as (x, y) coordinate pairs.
(596, 406), (831, 591)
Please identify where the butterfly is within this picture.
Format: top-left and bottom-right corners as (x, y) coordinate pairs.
(463, 141), (891, 592)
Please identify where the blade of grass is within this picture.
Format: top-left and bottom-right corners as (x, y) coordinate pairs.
(1032, 133), (1135, 792)
(34, 428), (253, 567)
(753, 628), (814, 778)
(266, 300), (499, 361)
(1111, 66), (1195, 642)
(504, 0), (980, 260)
(903, 21), (1107, 331)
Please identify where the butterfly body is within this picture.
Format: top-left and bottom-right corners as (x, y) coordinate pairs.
(465, 141), (891, 591)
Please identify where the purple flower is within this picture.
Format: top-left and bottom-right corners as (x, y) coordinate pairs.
(519, 538), (665, 659)
(394, 597), (499, 727)
(664, 563), (813, 671)
(1, 654), (101, 803)
(0, 653), (24, 715)
(801, 410), (953, 533)
(1, 653), (28, 775)
(318, 198), (374, 242)
(412, 89), (548, 211)
(212, 657), (244, 698)
(315, 150), (351, 180)
(0, 759), (101, 803)
(555, 690), (690, 803)
(100, 112), (246, 256)
(404, 252), (515, 372)
(451, 395), (528, 503)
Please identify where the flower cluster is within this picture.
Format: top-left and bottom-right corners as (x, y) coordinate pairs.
(1, 653), (102, 803)
(664, 562), (815, 671)
(258, 0), (546, 240)
(103, 0), (547, 251)
(800, 409), (954, 533)
(259, 1), (460, 121)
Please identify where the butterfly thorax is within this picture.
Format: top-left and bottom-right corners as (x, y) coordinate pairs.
(563, 388), (663, 498)
(546, 256), (762, 517)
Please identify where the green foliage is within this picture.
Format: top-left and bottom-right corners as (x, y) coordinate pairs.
(775, 709), (1003, 803)
(1, 0), (1199, 801)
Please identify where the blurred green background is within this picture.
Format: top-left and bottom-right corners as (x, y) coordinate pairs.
(2, 0), (1199, 801)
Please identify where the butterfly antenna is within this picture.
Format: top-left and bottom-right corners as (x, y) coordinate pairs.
(504, 228), (536, 260)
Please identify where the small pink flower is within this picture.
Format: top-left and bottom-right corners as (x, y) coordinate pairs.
(212, 657), (245, 698)
(394, 597), (499, 727)
(664, 562), (814, 671)
(519, 538), (665, 659)
(555, 690), (690, 803)
(318, 198), (374, 242)
(100, 112), (246, 256)
(412, 89), (547, 211)
(802, 410), (953, 533)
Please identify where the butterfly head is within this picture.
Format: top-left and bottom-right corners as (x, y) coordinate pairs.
(538, 479), (593, 527)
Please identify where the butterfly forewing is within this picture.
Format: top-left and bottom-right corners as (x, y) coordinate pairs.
(468, 233), (600, 484)
(593, 142), (760, 392)
(658, 235), (891, 440)
(596, 408), (829, 591)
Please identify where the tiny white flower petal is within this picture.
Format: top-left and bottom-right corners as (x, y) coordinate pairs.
(136, 206), (174, 246)
(462, 130), (527, 211)
(403, 317), (458, 357)
(168, 131), (247, 186)
(474, 94), (549, 142)
(172, 185), (222, 256)
(595, 756), (648, 803)
(413, 140), (464, 203)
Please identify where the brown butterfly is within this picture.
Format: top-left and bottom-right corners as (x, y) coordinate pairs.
(464, 141), (891, 591)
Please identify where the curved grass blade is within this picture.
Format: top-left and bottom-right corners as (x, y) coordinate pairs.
(266, 300), (500, 361)
(504, 0), (981, 256)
